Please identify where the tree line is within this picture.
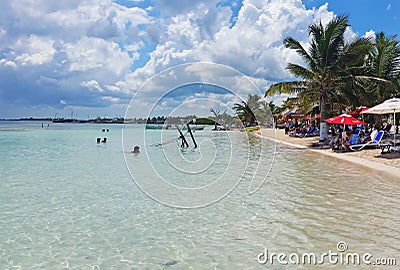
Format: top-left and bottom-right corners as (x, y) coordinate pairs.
(261, 15), (399, 141)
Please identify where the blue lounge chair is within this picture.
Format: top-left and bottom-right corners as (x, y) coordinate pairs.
(349, 131), (385, 151)
(304, 127), (319, 137)
(384, 124), (392, 133)
(349, 133), (359, 145)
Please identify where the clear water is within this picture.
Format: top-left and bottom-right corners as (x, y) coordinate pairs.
(1, 121), (399, 269)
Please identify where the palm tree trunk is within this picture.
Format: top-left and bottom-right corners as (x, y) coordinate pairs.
(319, 92), (329, 142)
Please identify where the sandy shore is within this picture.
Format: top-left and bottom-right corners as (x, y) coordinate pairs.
(258, 128), (400, 179)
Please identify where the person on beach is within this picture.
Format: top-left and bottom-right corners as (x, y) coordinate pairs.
(342, 127), (353, 150)
(284, 121), (289, 135)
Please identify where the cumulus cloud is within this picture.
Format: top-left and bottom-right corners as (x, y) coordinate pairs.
(0, 0), (355, 118)
(154, 0), (221, 17)
(102, 96), (121, 103)
(12, 35), (56, 66)
(0, 59), (17, 69)
(151, 1), (330, 78)
(81, 80), (104, 92)
(65, 37), (131, 75)
(364, 30), (376, 40)
(116, 0), (338, 117)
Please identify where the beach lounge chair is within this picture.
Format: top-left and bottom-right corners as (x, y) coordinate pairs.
(349, 130), (384, 151)
(349, 133), (359, 145)
(391, 145), (400, 152)
(384, 124), (392, 133)
(290, 127), (319, 138)
(304, 127), (319, 137)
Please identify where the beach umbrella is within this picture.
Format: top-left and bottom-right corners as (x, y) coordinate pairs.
(348, 106), (369, 115)
(325, 114), (366, 126)
(325, 114), (366, 144)
(362, 97), (400, 146)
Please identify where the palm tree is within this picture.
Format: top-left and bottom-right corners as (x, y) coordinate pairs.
(256, 100), (274, 126)
(265, 15), (372, 141)
(233, 94), (262, 126)
(362, 32), (400, 103)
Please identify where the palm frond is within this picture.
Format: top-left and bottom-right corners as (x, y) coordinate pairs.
(284, 37), (315, 68)
(264, 81), (307, 97)
(286, 64), (314, 80)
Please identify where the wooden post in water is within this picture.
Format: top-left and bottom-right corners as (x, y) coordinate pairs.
(175, 124), (189, 148)
(186, 124), (197, 148)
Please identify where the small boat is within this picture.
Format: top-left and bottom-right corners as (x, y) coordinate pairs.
(185, 125), (205, 131)
(145, 124), (167, 129)
(244, 125), (261, 132)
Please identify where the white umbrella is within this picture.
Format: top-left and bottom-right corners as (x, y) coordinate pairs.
(362, 97), (400, 146)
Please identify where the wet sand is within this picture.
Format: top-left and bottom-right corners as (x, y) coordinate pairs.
(258, 128), (400, 179)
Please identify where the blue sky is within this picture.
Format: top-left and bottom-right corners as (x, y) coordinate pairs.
(304, 0), (399, 36)
(0, 0), (399, 118)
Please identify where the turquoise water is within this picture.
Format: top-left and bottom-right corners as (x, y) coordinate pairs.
(1, 121), (400, 269)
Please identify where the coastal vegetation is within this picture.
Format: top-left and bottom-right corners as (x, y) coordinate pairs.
(264, 15), (400, 141)
(233, 94), (273, 126)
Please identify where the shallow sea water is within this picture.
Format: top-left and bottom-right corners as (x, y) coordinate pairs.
(0, 121), (399, 269)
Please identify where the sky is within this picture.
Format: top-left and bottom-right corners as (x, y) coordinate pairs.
(0, 0), (398, 119)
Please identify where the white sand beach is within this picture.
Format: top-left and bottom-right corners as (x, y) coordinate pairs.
(258, 128), (400, 179)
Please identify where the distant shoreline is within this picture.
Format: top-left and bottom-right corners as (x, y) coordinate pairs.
(0, 118), (53, 121)
(0, 116), (223, 125)
(0, 118), (126, 124)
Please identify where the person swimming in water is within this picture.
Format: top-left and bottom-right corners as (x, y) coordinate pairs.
(132, 145), (140, 153)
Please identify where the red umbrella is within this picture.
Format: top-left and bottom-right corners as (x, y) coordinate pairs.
(315, 114), (321, 119)
(305, 115), (312, 120)
(325, 114), (366, 125)
(348, 106), (369, 115)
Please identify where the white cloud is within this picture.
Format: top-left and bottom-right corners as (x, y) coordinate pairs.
(102, 96), (121, 103)
(364, 30), (376, 40)
(0, 59), (17, 69)
(105, 84), (122, 92)
(120, 0), (336, 101)
(81, 80), (104, 92)
(13, 35), (56, 66)
(121, 0), (358, 117)
(65, 37), (131, 75)
(387, 4), (391, 11)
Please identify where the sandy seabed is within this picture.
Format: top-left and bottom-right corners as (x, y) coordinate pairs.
(258, 128), (400, 179)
